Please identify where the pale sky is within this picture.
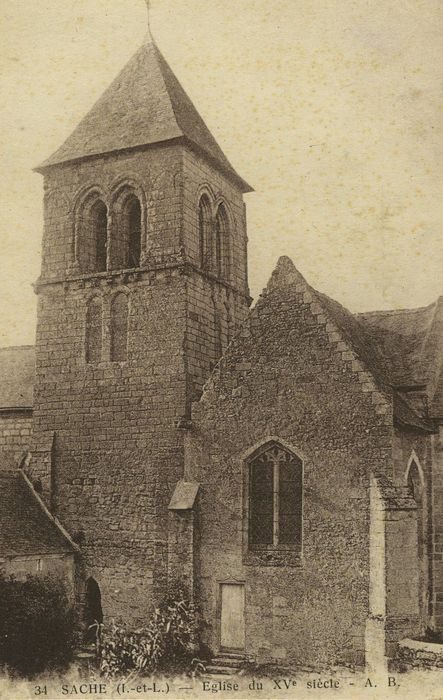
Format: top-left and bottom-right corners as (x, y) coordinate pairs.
(0, 0), (442, 347)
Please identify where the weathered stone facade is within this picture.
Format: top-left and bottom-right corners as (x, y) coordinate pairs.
(185, 260), (394, 668)
(32, 51), (251, 624)
(1, 30), (442, 674)
(0, 412), (32, 467)
(397, 638), (443, 671)
(0, 345), (34, 468)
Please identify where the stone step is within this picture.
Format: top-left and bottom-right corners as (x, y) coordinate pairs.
(211, 657), (244, 668)
(205, 665), (239, 676)
(73, 644), (97, 661)
(74, 651), (96, 660)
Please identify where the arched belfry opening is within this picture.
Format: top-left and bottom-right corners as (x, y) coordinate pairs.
(91, 200), (108, 273)
(126, 195), (142, 268)
(85, 577), (103, 640)
(109, 189), (143, 271)
(76, 194), (108, 273)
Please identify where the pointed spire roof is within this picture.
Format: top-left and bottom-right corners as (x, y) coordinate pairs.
(36, 37), (252, 191)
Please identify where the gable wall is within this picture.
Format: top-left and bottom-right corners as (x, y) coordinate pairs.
(188, 279), (394, 668)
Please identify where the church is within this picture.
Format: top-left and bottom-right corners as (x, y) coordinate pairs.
(0, 25), (442, 674)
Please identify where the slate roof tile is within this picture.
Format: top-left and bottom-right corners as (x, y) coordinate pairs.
(36, 38), (252, 192)
(356, 304), (437, 386)
(0, 471), (72, 557)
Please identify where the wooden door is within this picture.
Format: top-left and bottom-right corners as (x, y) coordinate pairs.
(220, 583), (245, 650)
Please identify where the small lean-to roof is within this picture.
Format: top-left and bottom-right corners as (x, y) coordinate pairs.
(168, 480), (200, 510)
(36, 37), (252, 192)
(0, 346), (35, 410)
(0, 471), (74, 557)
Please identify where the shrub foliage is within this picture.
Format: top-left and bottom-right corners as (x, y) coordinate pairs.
(0, 573), (75, 677)
(100, 582), (200, 678)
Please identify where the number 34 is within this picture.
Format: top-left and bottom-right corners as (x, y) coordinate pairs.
(34, 686), (47, 696)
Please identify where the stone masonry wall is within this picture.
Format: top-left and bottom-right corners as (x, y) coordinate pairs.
(182, 149), (249, 295)
(185, 274), (250, 403)
(397, 638), (443, 671)
(182, 149), (251, 403)
(34, 271), (188, 624)
(41, 144), (184, 281)
(431, 424), (443, 632)
(0, 412), (32, 468)
(187, 261), (395, 669)
(34, 142), (250, 625)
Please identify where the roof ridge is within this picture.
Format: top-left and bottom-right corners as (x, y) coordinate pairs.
(149, 42), (182, 137)
(356, 302), (437, 318)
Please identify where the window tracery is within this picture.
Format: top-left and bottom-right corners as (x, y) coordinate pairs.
(249, 442), (302, 550)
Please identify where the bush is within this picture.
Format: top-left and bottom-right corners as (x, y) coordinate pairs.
(0, 573), (75, 677)
(100, 582), (201, 678)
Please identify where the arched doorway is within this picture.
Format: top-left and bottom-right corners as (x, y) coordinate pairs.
(85, 577), (103, 641)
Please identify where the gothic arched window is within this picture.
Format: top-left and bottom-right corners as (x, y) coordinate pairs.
(110, 292), (129, 362)
(248, 442), (302, 550)
(91, 200), (108, 273)
(85, 297), (103, 364)
(127, 196), (142, 268)
(407, 458), (430, 623)
(198, 195), (211, 269)
(215, 204), (229, 279)
(408, 460), (424, 559)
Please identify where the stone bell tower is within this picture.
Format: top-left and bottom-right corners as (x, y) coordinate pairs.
(31, 28), (252, 623)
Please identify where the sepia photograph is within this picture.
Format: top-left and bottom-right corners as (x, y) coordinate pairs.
(0, 1), (442, 697)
